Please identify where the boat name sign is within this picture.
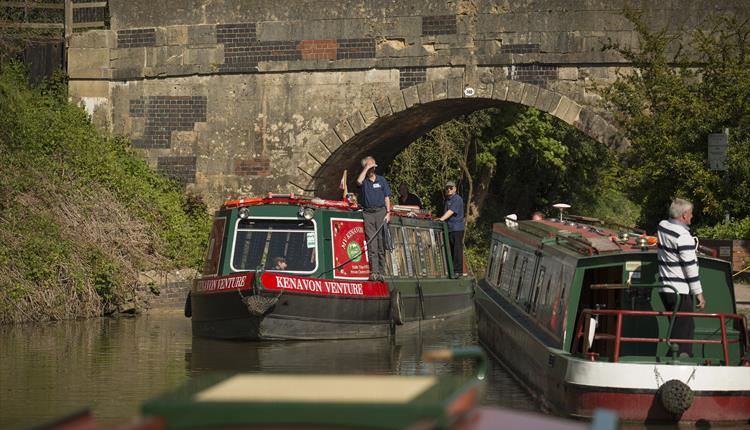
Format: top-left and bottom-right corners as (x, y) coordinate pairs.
(263, 273), (388, 297)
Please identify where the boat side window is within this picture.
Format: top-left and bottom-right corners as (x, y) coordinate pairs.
(404, 227), (422, 277)
(415, 229), (430, 277)
(506, 253), (519, 294)
(430, 229), (448, 277)
(386, 225), (409, 277)
(487, 242), (499, 285)
(203, 217), (227, 276)
(515, 257), (528, 301)
(417, 228), (441, 277)
(530, 266), (546, 314)
(232, 218), (317, 273)
(494, 245), (509, 288)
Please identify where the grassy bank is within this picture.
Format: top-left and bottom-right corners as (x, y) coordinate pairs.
(0, 65), (211, 324)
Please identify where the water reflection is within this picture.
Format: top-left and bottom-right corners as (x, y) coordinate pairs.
(0, 309), (537, 430)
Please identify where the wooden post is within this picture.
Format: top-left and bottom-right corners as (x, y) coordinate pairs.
(64, 0), (72, 68)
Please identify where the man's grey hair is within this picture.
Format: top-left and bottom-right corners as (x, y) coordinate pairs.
(669, 198), (694, 219)
(361, 155), (375, 167)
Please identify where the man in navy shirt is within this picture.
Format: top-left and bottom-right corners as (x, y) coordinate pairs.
(356, 156), (392, 281)
(439, 180), (465, 278)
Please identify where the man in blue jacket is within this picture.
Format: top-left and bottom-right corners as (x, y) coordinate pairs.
(356, 156), (392, 281)
(439, 180), (465, 278)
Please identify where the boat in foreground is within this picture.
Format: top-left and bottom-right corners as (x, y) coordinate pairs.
(188, 194), (474, 340)
(475, 214), (750, 424)
(37, 348), (619, 430)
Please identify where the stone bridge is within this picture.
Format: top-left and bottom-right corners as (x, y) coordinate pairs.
(67, 0), (747, 206)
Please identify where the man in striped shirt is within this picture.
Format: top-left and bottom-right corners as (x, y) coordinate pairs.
(657, 198), (706, 357)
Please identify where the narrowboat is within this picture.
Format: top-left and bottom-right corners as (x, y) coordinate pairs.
(475, 214), (750, 423)
(36, 348), (620, 430)
(188, 194), (474, 340)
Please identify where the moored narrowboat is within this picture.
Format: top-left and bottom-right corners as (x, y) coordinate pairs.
(188, 194), (474, 340)
(475, 214), (750, 423)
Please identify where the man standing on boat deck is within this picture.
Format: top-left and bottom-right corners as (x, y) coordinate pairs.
(657, 198), (706, 357)
(439, 180), (465, 278)
(356, 156), (392, 281)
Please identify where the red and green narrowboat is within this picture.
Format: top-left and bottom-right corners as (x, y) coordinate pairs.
(187, 194), (474, 340)
(475, 214), (750, 424)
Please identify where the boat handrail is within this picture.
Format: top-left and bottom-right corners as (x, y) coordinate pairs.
(572, 307), (750, 365)
(223, 195), (359, 211)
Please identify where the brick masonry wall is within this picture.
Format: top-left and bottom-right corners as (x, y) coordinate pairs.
(148, 281), (191, 309)
(399, 67), (426, 89)
(511, 64), (559, 87)
(117, 28), (156, 48)
(129, 96), (207, 149)
(422, 15), (457, 35)
(217, 22), (375, 72)
(235, 158), (271, 177)
(157, 156), (197, 185)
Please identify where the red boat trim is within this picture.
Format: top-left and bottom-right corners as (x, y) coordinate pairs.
(192, 272), (389, 297)
(566, 385), (750, 422)
(260, 272), (389, 297)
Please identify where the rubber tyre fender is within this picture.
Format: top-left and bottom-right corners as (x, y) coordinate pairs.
(390, 290), (404, 326)
(184, 291), (192, 318)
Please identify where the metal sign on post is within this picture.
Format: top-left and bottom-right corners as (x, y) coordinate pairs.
(707, 130), (728, 171)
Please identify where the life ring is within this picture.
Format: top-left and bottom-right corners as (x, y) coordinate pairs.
(184, 291), (192, 318)
(390, 290), (404, 326)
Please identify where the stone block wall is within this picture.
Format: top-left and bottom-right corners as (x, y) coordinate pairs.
(67, 0), (749, 207)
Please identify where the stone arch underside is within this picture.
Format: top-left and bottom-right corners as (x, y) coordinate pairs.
(293, 78), (628, 199)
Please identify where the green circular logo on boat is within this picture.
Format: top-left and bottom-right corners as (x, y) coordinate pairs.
(347, 241), (362, 262)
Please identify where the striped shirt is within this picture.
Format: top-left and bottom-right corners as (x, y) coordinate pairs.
(656, 219), (702, 295)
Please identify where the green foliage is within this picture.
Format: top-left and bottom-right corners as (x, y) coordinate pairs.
(0, 63), (211, 323)
(603, 11), (750, 233)
(386, 105), (631, 273)
(695, 218), (750, 240)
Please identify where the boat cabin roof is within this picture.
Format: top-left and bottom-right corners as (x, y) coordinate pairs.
(493, 216), (717, 258)
(222, 194), (433, 219)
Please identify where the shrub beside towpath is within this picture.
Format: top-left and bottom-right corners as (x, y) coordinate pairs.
(0, 65), (211, 324)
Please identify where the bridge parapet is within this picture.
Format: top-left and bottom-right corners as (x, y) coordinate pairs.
(67, 0), (748, 207)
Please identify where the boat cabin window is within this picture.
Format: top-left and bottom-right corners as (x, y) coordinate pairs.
(385, 226), (447, 278)
(494, 245), (509, 287)
(231, 218), (317, 273)
(387, 226), (409, 276)
(529, 266), (545, 314)
(203, 218), (227, 276)
(487, 243), (499, 284)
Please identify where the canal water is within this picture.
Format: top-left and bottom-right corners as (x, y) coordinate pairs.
(0, 310), (537, 429)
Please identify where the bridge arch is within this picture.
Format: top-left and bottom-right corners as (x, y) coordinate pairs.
(293, 77), (627, 198)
